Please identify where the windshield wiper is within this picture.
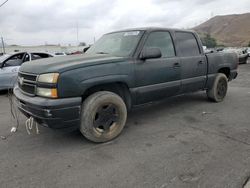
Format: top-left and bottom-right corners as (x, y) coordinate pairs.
(96, 51), (109, 54)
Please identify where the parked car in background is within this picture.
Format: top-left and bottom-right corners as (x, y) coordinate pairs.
(238, 48), (248, 64)
(70, 51), (83, 55)
(247, 48), (250, 57)
(0, 52), (53, 90)
(223, 48), (248, 64)
(53, 52), (67, 57)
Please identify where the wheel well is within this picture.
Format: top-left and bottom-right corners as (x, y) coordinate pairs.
(218, 67), (230, 78)
(82, 82), (132, 110)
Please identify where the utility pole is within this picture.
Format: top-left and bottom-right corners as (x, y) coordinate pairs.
(0, 1), (9, 54)
(44, 41), (48, 52)
(76, 22), (79, 45)
(1, 37), (5, 54)
(76, 21), (79, 51)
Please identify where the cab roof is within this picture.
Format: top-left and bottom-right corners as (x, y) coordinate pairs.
(106, 27), (195, 34)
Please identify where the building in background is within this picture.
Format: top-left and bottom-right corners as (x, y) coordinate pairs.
(1, 44), (87, 55)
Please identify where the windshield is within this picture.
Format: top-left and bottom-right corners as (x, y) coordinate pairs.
(87, 31), (143, 57)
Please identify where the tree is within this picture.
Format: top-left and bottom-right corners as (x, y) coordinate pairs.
(201, 34), (217, 48)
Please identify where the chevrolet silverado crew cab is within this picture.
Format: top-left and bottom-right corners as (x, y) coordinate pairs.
(14, 28), (238, 143)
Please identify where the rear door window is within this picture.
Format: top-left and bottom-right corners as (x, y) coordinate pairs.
(175, 32), (200, 57)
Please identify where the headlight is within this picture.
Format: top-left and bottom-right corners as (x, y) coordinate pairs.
(37, 73), (59, 98)
(38, 73), (59, 83)
(36, 87), (58, 98)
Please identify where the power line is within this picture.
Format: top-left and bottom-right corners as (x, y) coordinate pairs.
(0, 0), (8, 8)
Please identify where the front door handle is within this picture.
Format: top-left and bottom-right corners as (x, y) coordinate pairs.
(198, 60), (204, 65)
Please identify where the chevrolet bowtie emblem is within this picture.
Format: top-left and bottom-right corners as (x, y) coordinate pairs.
(19, 77), (24, 85)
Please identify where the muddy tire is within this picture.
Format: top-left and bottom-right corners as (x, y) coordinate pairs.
(207, 73), (228, 102)
(80, 91), (127, 143)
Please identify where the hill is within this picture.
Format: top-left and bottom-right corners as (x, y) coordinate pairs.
(194, 13), (250, 47)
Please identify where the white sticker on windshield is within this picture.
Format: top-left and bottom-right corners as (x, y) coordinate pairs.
(124, 31), (140, 36)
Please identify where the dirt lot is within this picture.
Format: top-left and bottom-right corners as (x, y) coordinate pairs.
(0, 62), (250, 188)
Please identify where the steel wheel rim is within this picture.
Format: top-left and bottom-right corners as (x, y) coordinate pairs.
(93, 103), (119, 134)
(217, 79), (227, 99)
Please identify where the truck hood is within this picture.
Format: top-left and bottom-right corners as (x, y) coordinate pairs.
(19, 54), (128, 74)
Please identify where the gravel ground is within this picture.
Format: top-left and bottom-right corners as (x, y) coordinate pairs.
(0, 61), (250, 188)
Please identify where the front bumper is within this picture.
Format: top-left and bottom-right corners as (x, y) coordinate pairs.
(14, 87), (82, 129)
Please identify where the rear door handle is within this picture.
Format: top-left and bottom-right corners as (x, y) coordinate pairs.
(173, 62), (180, 68)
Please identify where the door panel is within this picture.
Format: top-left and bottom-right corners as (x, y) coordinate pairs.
(135, 57), (181, 104)
(175, 31), (207, 93)
(180, 56), (207, 92)
(133, 31), (181, 104)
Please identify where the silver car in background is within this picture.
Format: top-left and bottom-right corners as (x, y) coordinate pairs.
(0, 52), (53, 90)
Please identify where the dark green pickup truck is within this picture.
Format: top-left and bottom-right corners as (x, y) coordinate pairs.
(14, 27), (238, 142)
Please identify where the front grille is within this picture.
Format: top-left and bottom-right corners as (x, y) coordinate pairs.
(18, 72), (38, 96)
(19, 72), (37, 81)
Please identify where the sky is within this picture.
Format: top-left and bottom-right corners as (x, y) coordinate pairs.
(0, 0), (249, 46)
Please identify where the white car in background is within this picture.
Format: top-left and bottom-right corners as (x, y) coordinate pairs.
(53, 52), (67, 56)
(0, 52), (53, 90)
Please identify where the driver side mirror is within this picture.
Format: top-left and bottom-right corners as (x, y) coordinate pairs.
(140, 47), (162, 60)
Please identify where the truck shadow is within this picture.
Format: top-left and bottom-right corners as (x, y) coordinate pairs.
(0, 90), (8, 95)
(34, 92), (208, 146)
(9, 91), (209, 149)
(128, 92), (208, 120)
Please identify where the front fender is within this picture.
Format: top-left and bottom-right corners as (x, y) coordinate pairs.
(79, 74), (130, 95)
(57, 60), (134, 98)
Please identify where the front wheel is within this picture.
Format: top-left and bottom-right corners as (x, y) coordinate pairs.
(80, 91), (127, 143)
(207, 73), (228, 102)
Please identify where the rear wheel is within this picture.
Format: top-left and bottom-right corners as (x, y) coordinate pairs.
(207, 73), (228, 102)
(80, 91), (127, 143)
